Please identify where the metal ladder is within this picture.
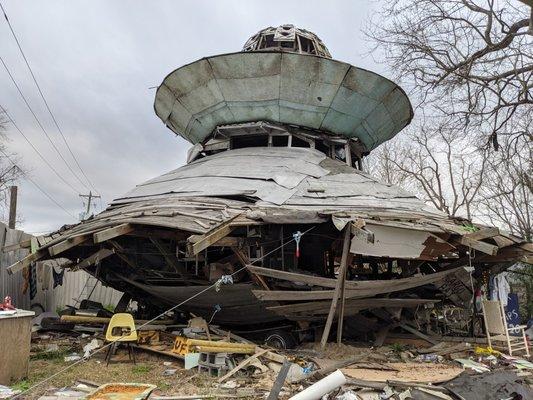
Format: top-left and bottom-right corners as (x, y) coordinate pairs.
(72, 274), (98, 307)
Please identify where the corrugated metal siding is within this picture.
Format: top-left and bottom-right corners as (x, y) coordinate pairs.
(0, 224), (32, 309)
(0, 222), (123, 312)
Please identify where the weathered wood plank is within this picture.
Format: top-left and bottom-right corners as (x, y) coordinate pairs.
(321, 225), (351, 348)
(150, 237), (188, 276)
(93, 223), (134, 244)
(7, 249), (47, 274)
(187, 223), (235, 255)
(464, 227), (499, 241)
(70, 248), (114, 272)
(459, 237), (498, 255)
(267, 298), (439, 315)
(234, 248), (270, 290)
(2, 239), (31, 253)
(48, 233), (91, 256)
(248, 265), (466, 293)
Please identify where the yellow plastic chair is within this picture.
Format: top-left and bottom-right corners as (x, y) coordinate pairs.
(104, 313), (138, 365)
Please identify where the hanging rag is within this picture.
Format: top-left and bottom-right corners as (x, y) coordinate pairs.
(52, 266), (64, 288)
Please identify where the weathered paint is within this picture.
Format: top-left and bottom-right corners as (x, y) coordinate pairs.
(154, 51), (413, 152)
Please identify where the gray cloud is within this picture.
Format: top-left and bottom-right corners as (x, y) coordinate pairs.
(0, 0), (382, 234)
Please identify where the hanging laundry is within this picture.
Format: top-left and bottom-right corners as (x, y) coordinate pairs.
(52, 266), (64, 288)
(29, 263), (37, 300)
(489, 272), (510, 307)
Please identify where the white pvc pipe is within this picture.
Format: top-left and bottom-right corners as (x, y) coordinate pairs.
(288, 369), (347, 400)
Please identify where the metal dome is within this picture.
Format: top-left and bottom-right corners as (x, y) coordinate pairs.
(242, 24), (332, 58)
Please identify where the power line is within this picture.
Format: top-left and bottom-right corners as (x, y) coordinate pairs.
(0, 55), (90, 193)
(0, 148), (76, 219)
(0, 104), (80, 195)
(0, 1), (99, 195)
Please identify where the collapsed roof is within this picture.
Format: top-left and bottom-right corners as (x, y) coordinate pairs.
(4, 25), (532, 327)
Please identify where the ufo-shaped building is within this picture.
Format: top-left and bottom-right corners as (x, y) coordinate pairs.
(8, 25), (532, 340)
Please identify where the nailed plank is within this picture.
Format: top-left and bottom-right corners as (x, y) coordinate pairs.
(48, 233), (91, 256)
(218, 349), (267, 383)
(93, 223), (134, 244)
(70, 248), (114, 272)
(187, 222), (235, 255)
(249, 265), (467, 296)
(234, 248), (270, 290)
(492, 235), (515, 248)
(464, 227), (499, 241)
(267, 298), (439, 315)
(2, 239), (31, 253)
(459, 237), (498, 255)
(247, 265), (338, 288)
(7, 249), (47, 274)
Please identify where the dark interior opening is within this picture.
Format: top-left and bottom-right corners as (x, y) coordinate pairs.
(272, 136), (289, 147)
(292, 136), (311, 148)
(231, 135), (269, 149)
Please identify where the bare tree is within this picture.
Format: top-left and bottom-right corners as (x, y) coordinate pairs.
(367, 118), (487, 219)
(367, 0), (532, 148)
(477, 119), (532, 239)
(0, 108), (24, 221)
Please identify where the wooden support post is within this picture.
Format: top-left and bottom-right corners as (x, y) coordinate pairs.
(8, 186), (17, 229)
(321, 224), (351, 349)
(337, 252), (353, 344)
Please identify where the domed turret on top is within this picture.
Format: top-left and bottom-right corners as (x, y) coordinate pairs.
(242, 25), (331, 58)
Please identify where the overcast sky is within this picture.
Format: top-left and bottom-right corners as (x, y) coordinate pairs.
(0, 0), (385, 234)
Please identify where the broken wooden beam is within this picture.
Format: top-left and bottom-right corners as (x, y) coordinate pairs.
(187, 222), (235, 255)
(93, 223), (134, 244)
(48, 233), (91, 256)
(1, 239), (31, 253)
(6, 249), (47, 274)
(70, 248), (114, 271)
(150, 237), (188, 275)
(233, 247), (270, 290)
(458, 236), (498, 255)
(249, 265), (468, 296)
(464, 227), (499, 241)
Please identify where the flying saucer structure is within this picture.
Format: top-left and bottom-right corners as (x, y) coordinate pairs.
(7, 25), (531, 333)
(155, 25), (412, 153)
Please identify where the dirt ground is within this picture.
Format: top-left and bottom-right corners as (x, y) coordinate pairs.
(16, 346), (272, 399)
(11, 335), (477, 399)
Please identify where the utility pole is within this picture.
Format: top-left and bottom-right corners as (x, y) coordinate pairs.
(8, 185), (17, 229)
(79, 191), (101, 218)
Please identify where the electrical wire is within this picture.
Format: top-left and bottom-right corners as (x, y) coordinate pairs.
(0, 1), (99, 195)
(0, 55), (90, 193)
(0, 148), (76, 219)
(0, 104), (80, 195)
(12, 226), (316, 398)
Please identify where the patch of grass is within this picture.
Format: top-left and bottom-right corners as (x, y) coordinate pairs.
(132, 364), (152, 375)
(30, 349), (70, 361)
(389, 343), (406, 353)
(157, 381), (171, 391)
(11, 380), (31, 391)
